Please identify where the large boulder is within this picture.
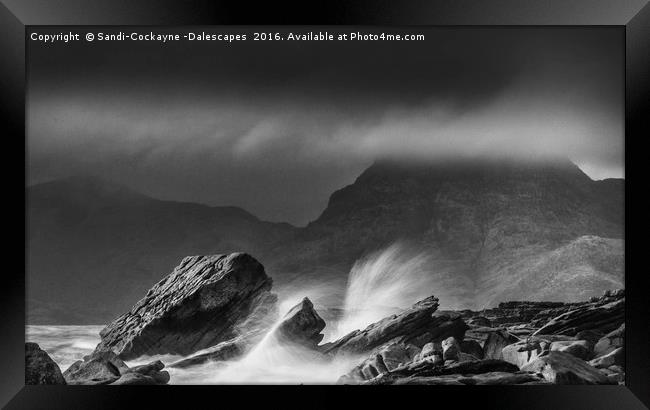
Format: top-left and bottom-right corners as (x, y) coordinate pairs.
(94, 253), (278, 359)
(533, 298), (624, 337)
(324, 296), (468, 356)
(272, 297), (326, 347)
(521, 351), (611, 384)
(25, 343), (66, 385)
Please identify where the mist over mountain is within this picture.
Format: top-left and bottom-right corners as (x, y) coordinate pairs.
(27, 158), (623, 324)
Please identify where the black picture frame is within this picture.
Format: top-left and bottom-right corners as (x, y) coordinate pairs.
(1, 1), (648, 408)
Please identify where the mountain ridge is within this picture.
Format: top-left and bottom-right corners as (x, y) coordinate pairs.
(27, 159), (624, 324)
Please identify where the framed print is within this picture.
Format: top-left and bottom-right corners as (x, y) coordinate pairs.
(1, 0), (648, 408)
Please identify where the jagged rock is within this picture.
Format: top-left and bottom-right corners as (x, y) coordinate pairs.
(550, 340), (592, 360)
(25, 343), (66, 385)
(169, 338), (246, 369)
(533, 298), (624, 337)
(63, 351), (127, 385)
(338, 341), (421, 384)
(442, 337), (460, 361)
(593, 324), (624, 357)
(590, 347), (624, 369)
(94, 253), (278, 359)
(172, 297), (326, 369)
(272, 297), (326, 347)
(521, 351), (611, 384)
(482, 330), (519, 360)
(459, 290), (625, 337)
(324, 296), (468, 356)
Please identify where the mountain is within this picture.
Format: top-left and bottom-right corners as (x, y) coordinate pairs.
(26, 159), (624, 324)
(267, 158), (624, 310)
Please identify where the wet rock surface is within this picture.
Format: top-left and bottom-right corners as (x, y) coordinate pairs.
(272, 297), (326, 348)
(323, 297), (468, 356)
(94, 253), (278, 360)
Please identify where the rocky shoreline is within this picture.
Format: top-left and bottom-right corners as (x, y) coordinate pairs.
(26, 253), (625, 386)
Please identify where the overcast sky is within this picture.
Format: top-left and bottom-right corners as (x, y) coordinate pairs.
(27, 27), (624, 225)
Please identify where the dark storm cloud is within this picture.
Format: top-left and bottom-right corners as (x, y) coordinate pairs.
(27, 27), (623, 225)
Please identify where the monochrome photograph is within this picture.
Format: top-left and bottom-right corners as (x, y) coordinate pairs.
(25, 27), (625, 386)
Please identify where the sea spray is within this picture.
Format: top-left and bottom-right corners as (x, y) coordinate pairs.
(327, 242), (438, 341)
(175, 297), (358, 384)
(26, 325), (104, 371)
